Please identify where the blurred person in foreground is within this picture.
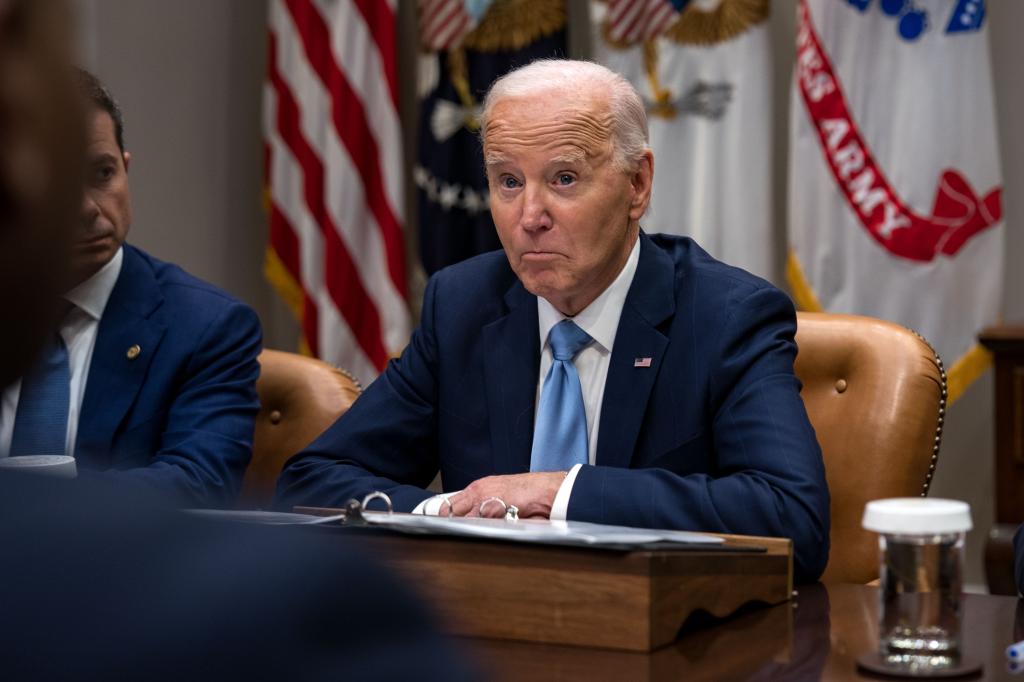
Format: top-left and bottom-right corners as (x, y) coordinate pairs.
(277, 59), (831, 584)
(0, 0), (83, 379)
(0, 68), (262, 508)
(0, 4), (473, 679)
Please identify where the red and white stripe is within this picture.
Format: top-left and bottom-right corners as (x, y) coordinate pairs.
(419, 0), (476, 51)
(265, 0), (409, 385)
(606, 0), (679, 44)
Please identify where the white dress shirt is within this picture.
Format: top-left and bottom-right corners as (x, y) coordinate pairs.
(0, 247), (124, 458)
(417, 237), (641, 518)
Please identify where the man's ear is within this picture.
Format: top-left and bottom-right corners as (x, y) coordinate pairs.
(122, 151), (131, 173)
(628, 149), (654, 221)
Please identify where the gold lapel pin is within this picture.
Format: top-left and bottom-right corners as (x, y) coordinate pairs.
(126, 344), (141, 360)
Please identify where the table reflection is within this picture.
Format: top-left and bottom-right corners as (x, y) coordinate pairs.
(464, 584), (1022, 681)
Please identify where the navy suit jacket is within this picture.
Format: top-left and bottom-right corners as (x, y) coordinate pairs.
(277, 233), (830, 582)
(74, 244), (261, 507)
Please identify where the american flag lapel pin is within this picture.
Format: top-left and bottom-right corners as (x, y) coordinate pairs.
(634, 357), (652, 368)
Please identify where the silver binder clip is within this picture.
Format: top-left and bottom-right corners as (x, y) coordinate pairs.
(360, 491), (393, 514)
(304, 491), (392, 526)
(304, 498), (361, 526)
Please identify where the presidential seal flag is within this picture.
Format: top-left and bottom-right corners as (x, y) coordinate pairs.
(788, 0), (1002, 404)
(416, 0), (567, 275)
(591, 0), (775, 280)
(263, 0), (410, 386)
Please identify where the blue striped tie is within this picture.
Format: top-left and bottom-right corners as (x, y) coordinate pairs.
(530, 320), (593, 472)
(10, 332), (70, 457)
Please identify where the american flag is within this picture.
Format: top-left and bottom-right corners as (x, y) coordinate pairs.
(606, 0), (683, 44)
(264, 0), (410, 385)
(419, 0), (478, 51)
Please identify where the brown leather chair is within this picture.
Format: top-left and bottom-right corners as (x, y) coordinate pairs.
(794, 312), (946, 583)
(240, 349), (361, 509)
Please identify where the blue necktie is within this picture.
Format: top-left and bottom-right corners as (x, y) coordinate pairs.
(10, 332), (70, 457)
(530, 320), (593, 472)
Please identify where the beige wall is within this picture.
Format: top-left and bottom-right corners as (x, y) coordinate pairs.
(75, 0), (296, 350)
(75, 0), (1022, 588)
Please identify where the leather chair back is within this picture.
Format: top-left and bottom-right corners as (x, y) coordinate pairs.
(794, 312), (946, 583)
(241, 349), (361, 508)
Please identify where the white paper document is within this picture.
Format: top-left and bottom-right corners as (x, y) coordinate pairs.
(359, 512), (726, 548)
(185, 509), (726, 549)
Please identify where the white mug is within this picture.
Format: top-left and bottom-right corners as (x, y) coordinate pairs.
(0, 455), (77, 478)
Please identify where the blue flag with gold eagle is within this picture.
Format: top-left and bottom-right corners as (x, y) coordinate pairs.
(416, 0), (567, 275)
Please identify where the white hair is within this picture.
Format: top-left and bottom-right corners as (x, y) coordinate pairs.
(479, 59), (649, 173)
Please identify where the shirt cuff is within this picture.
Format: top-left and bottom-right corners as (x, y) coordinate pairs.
(549, 463), (583, 521)
(413, 491), (460, 516)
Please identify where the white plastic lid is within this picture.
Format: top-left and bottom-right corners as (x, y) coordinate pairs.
(862, 498), (972, 535)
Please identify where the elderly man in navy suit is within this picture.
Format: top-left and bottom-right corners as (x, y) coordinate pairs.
(0, 70), (261, 507)
(277, 59), (831, 583)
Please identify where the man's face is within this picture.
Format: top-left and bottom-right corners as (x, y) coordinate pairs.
(76, 108), (131, 282)
(484, 94), (652, 316)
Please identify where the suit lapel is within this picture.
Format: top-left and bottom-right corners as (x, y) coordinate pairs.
(596, 233), (676, 469)
(482, 281), (539, 476)
(76, 246), (166, 468)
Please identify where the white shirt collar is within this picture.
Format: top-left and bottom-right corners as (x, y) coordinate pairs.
(537, 236), (641, 354)
(64, 246), (124, 321)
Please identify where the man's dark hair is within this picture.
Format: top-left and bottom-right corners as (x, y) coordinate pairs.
(75, 68), (125, 152)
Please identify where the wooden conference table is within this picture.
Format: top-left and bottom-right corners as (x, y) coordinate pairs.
(312, 518), (1019, 681)
(450, 583), (1022, 681)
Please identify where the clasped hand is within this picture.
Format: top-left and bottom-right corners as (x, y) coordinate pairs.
(446, 472), (566, 519)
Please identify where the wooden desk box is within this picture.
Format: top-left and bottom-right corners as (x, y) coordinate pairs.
(348, 531), (792, 652)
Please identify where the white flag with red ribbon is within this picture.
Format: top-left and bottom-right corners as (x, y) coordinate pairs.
(263, 0), (410, 386)
(787, 0), (1003, 404)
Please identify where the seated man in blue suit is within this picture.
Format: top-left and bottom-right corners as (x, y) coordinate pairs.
(0, 70), (261, 507)
(277, 60), (830, 582)
(0, 29), (473, 679)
